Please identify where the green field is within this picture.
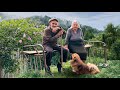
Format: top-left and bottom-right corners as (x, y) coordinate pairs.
(17, 57), (120, 78)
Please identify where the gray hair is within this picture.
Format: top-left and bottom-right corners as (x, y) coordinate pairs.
(70, 20), (84, 39)
(70, 20), (80, 28)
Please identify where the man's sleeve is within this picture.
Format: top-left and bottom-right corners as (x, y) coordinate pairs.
(43, 29), (59, 42)
(80, 28), (84, 40)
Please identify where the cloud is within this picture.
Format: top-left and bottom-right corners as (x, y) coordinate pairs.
(1, 12), (120, 30)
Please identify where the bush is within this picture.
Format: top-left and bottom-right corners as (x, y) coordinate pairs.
(0, 18), (45, 73)
(110, 40), (120, 60)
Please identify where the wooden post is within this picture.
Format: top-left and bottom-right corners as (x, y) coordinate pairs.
(104, 43), (107, 63)
(43, 48), (47, 72)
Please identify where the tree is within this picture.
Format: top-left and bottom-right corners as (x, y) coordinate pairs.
(81, 25), (100, 40)
(104, 23), (117, 50)
(110, 40), (120, 60)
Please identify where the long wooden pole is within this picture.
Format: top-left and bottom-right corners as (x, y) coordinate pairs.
(60, 35), (63, 70)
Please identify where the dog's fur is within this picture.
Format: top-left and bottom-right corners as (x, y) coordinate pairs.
(70, 53), (100, 75)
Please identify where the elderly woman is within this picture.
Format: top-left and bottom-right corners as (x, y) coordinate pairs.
(64, 20), (87, 62)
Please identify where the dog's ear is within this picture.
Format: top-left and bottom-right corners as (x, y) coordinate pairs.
(70, 60), (73, 63)
(78, 65), (83, 70)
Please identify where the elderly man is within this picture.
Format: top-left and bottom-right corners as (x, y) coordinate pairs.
(42, 18), (68, 75)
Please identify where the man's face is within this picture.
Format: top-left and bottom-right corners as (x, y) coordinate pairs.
(49, 21), (59, 29)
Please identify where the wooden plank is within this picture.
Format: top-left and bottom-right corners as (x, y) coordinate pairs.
(22, 51), (44, 55)
(22, 50), (58, 55)
(84, 44), (92, 48)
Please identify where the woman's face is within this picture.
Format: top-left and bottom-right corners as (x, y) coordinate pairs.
(72, 22), (79, 30)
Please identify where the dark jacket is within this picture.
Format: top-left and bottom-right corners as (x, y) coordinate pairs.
(42, 26), (66, 46)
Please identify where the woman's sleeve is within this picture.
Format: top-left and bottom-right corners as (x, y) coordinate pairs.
(81, 28), (84, 40)
(65, 29), (71, 45)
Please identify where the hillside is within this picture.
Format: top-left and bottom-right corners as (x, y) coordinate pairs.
(27, 15), (103, 40)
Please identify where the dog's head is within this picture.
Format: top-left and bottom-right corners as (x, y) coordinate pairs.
(72, 53), (81, 61)
(71, 53), (85, 65)
(87, 63), (100, 74)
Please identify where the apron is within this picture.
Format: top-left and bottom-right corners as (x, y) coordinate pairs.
(68, 40), (87, 60)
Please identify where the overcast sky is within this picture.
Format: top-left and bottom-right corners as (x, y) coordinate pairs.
(1, 12), (120, 30)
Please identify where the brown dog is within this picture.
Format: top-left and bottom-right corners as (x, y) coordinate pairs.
(70, 53), (100, 75)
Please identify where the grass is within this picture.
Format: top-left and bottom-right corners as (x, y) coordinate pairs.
(17, 57), (120, 78)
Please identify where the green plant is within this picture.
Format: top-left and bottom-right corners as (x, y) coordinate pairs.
(0, 18), (45, 74)
(110, 40), (120, 60)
